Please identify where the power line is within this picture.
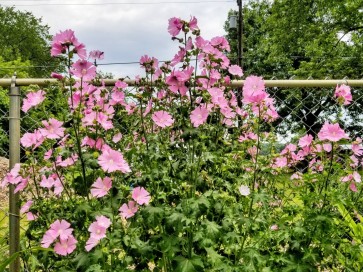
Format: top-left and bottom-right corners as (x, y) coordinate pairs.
(2, 0), (234, 6)
(0, 55), (361, 70)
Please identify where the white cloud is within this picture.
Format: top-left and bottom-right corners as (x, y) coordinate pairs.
(7, 0), (236, 77)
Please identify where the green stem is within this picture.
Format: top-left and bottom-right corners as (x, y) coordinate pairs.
(139, 97), (149, 151)
(319, 144), (334, 210)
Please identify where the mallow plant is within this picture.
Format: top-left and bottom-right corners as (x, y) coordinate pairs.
(1, 16), (363, 271)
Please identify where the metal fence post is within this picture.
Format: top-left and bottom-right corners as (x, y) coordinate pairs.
(9, 73), (20, 272)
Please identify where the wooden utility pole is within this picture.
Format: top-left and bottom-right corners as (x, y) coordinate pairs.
(237, 0), (243, 69)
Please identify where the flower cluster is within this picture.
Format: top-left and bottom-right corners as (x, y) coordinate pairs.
(2, 15), (362, 270)
(41, 219), (77, 256)
(85, 215), (111, 251)
(119, 187), (151, 219)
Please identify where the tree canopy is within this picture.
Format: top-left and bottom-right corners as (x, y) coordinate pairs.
(225, 0), (363, 79)
(225, 0), (363, 138)
(0, 6), (60, 78)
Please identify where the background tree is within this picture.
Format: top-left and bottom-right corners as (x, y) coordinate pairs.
(0, 6), (62, 78)
(225, 0), (363, 137)
(0, 6), (64, 158)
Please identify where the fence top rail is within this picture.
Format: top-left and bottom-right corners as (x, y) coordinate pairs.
(0, 78), (362, 88)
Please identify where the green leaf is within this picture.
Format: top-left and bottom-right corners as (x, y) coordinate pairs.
(203, 220), (221, 238)
(86, 264), (104, 272)
(74, 252), (90, 269)
(167, 212), (186, 225)
(174, 256), (196, 272)
(0, 252), (20, 271)
(205, 247), (224, 266)
(190, 256), (204, 270)
(144, 206), (164, 225)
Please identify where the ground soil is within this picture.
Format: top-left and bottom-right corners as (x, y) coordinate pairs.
(0, 157), (9, 209)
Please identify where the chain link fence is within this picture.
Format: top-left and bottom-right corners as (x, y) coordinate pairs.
(268, 84), (363, 144)
(0, 77), (362, 271)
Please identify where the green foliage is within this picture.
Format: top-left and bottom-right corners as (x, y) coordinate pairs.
(226, 0), (363, 79)
(225, 0), (363, 136)
(8, 15), (363, 271)
(0, 6), (61, 78)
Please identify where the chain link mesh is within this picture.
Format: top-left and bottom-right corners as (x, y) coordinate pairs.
(0, 80), (362, 269)
(268, 85), (363, 143)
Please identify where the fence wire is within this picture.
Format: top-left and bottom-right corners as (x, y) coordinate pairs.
(0, 78), (363, 270)
(268, 85), (363, 143)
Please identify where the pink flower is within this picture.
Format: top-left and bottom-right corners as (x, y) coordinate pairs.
(20, 200), (33, 214)
(323, 143), (332, 152)
(97, 112), (114, 130)
(242, 76), (268, 104)
(41, 229), (56, 248)
(98, 147), (131, 173)
(229, 90), (238, 107)
(49, 219), (73, 241)
(298, 134), (313, 148)
(280, 143), (297, 155)
(353, 171), (361, 183)
(211, 36), (230, 51)
(88, 215), (111, 240)
(26, 212), (37, 221)
(1, 163), (22, 187)
(317, 122), (349, 142)
(190, 105), (209, 127)
(90, 177), (112, 198)
(334, 84), (352, 105)
(51, 29), (76, 56)
(208, 87), (229, 109)
(168, 17), (183, 36)
(152, 111), (174, 128)
(290, 172), (303, 180)
(20, 129), (45, 149)
(51, 72), (64, 80)
(239, 185), (250, 196)
(54, 178), (64, 196)
(189, 16), (198, 31)
(85, 215), (111, 251)
(270, 224), (279, 231)
(41, 219), (76, 253)
(40, 174), (55, 188)
(341, 174), (351, 183)
(22, 90), (46, 112)
(119, 201), (138, 219)
(132, 187), (151, 205)
(350, 182), (358, 192)
(96, 215), (112, 229)
(157, 90), (166, 100)
(140, 55), (159, 72)
(39, 118), (65, 140)
(54, 235), (77, 256)
(71, 60), (96, 81)
(273, 157), (287, 168)
(110, 90), (126, 106)
(220, 107), (235, 119)
(73, 41), (87, 59)
(115, 80), (128, 89)
(228, 65), (243, 77)
(112, 132), (122, 143)
(14, 177), (28, 193)
(143, 99), (153, 117)
(56, 154), (78, 168)
(89, 50), (104, 60)
(352, 143), (363, 156)
(85, 236), (100, 252)
(166, 67), (193, 96)
(52, 29), (76, 46)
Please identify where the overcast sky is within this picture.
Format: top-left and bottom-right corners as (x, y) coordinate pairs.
(4, 0), (236, 78)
